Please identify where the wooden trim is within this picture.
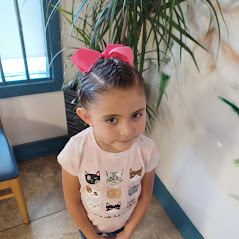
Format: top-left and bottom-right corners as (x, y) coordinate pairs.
(10, 176), (30, 224)
(0, 193), (15, 200)
(0, 176), (30, 224)
(0, 180), (10, 190)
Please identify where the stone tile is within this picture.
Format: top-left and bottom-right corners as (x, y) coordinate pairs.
(0, 209), (79, 239)
(0, 196), (182, 239)
(132, 196), (183, 239)
(0, 196), (23, 231)
(0, 154), (66, 231)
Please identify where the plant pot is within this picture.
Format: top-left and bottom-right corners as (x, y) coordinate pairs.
(63, 89), (88, 137)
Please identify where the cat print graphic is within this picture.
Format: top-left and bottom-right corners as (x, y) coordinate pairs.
(106, 170), (123, 185)
(86, 186), (100, 197)
(87, 201), (100, 211)
(106, 202), (121, 213)
(129, 167), (143, 181)
(107, 186), (122, 199)
(128, 184), (139, 196)
(85, 170), (100, 184)
(126, 198), (137, 209)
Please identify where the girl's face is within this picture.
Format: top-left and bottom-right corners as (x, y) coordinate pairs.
(79, 87), (146, 153)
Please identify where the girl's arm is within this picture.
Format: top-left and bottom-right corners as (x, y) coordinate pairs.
(116, 169), (156, 239)
(62, 168), (104, 239)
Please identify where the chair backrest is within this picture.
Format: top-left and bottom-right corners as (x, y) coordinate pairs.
(0, 122), (19, 181)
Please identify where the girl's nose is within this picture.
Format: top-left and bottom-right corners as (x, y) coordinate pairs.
(120, 121), (133, 137)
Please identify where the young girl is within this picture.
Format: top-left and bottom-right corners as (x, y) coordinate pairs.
(58, 44), (159, 239)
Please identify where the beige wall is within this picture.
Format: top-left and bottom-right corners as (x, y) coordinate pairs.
(0, 91), (67, 145)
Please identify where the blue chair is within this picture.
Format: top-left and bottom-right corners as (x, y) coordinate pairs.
(0, 121), (30, 224)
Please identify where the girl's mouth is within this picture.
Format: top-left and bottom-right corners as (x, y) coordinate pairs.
(119, 138), (133, 143)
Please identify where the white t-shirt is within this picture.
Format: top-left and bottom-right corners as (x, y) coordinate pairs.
(58, 127), (159, 233)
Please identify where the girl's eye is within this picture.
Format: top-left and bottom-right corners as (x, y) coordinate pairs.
(107, 118), (117, 124)
(132, 113), (142, 119)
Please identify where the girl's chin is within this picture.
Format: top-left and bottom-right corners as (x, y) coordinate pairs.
(96, 137), (135, 153)
(112, 141), (134, 152)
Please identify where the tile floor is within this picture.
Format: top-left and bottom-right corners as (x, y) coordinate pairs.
(0, 154), (183, 239)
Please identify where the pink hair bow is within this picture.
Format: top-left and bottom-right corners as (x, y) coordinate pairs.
(72, 44), (134, 73)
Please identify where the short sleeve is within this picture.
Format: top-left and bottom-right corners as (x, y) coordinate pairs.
(57, 138), (79, 176)
(145, 142), (160, 173)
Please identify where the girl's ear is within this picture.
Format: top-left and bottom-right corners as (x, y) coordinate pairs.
(76, 107), (92, 126)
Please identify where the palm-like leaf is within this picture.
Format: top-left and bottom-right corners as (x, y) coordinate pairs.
(219, 97), (239, 116)
(50, 0), (223, 128)
(54, 0), (221, 70)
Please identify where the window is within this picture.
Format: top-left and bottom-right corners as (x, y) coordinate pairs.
(0, 0), (63, 98)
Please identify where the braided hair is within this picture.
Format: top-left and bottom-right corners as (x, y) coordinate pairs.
(78, 57), (146, 109)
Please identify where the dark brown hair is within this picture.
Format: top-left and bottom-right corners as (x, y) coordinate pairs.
(78, 57), (146, 109)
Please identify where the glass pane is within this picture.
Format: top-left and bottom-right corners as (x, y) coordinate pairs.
(1, 59), (27, 82)
(0, 0), (27, 82)
(18, 0), (49, 79)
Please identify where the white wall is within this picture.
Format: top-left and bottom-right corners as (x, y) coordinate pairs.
(148, 1), (239, 238)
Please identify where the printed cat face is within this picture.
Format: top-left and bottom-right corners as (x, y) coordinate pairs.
(107, 186), (122, 199)
(106, 202), (121, 213)
(128, 184), (139, 196)
(106, 170), (123, 185)
(127, 198), (137, 209)
(85, 171), (100, 184)
(129, 167), (143, 181)
(86, 186), (100, 197)
(87, 201), (100, 211)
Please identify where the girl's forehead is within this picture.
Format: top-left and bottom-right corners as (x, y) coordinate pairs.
(100, 87), (145, 102)
(103, 87), (145, 98)
(89, 87), (146, 115)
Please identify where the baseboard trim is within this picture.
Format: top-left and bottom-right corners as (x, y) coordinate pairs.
(13, 135), (69, 162)
(153, 175), (204, 239)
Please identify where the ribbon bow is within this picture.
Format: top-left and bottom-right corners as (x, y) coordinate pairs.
(72, 44), (134, 73)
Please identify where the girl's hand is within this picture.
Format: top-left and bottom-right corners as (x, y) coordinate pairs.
(115, 230), (131, 239)
(97, 236), (107, 239)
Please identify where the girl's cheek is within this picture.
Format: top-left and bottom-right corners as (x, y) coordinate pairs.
(139, 117), (146, 130)
(104, 129), (116, 140)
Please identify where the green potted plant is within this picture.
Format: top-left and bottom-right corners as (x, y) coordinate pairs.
(49, 0), (222, 134)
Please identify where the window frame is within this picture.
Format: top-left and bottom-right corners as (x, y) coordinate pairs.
(0, 0), (63, 99)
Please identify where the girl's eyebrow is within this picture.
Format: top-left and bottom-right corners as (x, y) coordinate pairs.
(101, 107), (146, 119)
(133, 107), (146, 113)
